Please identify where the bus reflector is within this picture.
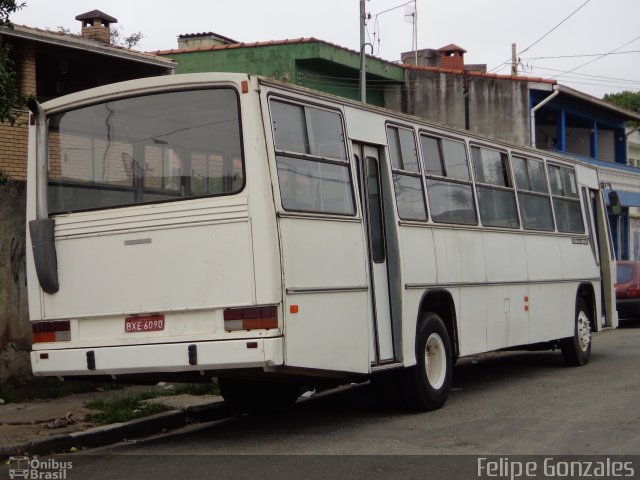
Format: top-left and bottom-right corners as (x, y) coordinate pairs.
(32, 321), (71, 343)
(224, 306), (278, 331)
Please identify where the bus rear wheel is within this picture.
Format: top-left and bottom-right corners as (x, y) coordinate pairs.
(400, 312), (452, 411)
(560, 297), (592, 366)
(219, 378), (300, 414)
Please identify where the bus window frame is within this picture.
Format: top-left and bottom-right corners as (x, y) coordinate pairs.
(46, 86), (247, 216)
(469, 143), (521, 230)
(386, 123), (428, 222)
(268, 95), (357, 218)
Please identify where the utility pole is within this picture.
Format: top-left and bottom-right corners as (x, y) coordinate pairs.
(360, 0), (367, 103)
(463, 70), (470, 130)
(511, 43), (518, 76)
(413, 0), (418, 66)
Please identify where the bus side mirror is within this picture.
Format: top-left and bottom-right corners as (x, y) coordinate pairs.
(609, 191), (622, 216)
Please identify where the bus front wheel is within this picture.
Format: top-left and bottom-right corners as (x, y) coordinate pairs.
(560, 297), (592, 366)
(400, 312), (452, 411)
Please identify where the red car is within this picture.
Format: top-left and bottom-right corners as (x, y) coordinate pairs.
(616, 261), (640, 320)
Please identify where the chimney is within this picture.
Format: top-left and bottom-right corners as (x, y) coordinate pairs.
(438, 44), (466, 71)
(75, 10), (117, 44)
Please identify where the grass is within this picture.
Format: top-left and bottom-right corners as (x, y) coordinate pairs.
(83, 381), (220, 425)
(84, 392), (171, 424)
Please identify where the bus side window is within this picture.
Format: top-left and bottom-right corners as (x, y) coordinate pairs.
(512, 155), (554, 231)
(387, 125), (427, 221)
(270, 99), (355, 216)
(471, 146), (519, 229)
(547, 164), (585, 233)
(422, 135), (477, 225)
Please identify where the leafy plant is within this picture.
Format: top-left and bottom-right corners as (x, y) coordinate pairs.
(0, 1), (25, 124)
(0, 167), (9, 185)
(603, 91), (640, 127)
(110, 26), (144, 49)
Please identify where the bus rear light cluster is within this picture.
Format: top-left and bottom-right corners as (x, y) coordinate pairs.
(223, 306), (278, 331)
(32, 321), (71, 343)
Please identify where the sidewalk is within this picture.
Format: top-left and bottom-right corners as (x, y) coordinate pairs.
(0, 384), (227, 459)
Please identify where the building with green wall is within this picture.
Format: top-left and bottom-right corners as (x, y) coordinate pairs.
(155, 36), (404, 107)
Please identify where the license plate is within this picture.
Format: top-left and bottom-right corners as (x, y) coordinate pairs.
(125, 315), (165, 333)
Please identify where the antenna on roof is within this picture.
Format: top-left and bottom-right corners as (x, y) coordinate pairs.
(404, 1), (418, 65)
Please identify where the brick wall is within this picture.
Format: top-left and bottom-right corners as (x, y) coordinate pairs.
(0, 39), (36, 183)
(439, 54), (464, 71)
(0, 111), (29, 182)
(15, 40), (36, 97)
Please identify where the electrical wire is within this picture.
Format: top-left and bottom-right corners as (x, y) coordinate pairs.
(487, 0), (592, 73)
(548, 34), (640, 80)
(520, 50), (640, 61)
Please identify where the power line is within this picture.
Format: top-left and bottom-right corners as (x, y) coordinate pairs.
(520, 50), (640, 61)
(548, 34), (640, 80)
(488, 0), (592, 73)
(525, 66), (640, 85)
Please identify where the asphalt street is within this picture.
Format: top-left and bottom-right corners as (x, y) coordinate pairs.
(2, 320), (639, 479)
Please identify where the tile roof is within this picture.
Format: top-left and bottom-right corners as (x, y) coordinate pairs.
(438, 44), (466, 53)
(402, 62), (556, 85)
(1, 24), (174, 69)
(151, 37), (400, 68)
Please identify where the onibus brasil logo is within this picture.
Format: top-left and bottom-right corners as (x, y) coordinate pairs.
(8, 456), (72, 479)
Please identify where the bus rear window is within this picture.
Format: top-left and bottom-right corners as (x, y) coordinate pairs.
(47, 88), (244, 214)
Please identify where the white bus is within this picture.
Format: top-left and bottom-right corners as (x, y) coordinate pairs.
(26, 73), (617, 412)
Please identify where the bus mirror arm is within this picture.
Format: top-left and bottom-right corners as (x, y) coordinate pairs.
(29, 219), (59, 294)
(608, 191), (622, 216)
(28, 99), (59, 294)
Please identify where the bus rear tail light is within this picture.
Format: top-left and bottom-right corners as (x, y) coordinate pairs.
(626, 285), (640, 298)
(224, 306), (278, 331)
(32, 321), (71, 343)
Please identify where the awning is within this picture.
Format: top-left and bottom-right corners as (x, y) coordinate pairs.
(604, 189), (640, 208)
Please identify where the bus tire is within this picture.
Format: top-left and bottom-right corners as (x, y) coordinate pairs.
(560, 298), (592, 366)
(219, 378), (300, 414)
(400, 312), (452, 411)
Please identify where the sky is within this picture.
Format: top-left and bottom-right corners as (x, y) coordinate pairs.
(11, 0), (640, 99)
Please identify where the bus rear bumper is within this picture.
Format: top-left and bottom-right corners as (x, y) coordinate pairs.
(30, 337), (284, 377)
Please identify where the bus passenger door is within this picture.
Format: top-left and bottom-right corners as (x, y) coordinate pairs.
(354, 143), (395, 364)
(587, 188), (617, 328)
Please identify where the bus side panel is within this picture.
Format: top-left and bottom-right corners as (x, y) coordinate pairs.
(399, 227), (437, 286)
(458, 286), (488, 355)
(525, 235), (565, 342)
(434, 229), (486, 284)
(558, 239), (600, 280)
(279, 217), (370, 374)
(433, 228), (487, 355)
(529, 284), (565, 342)
(483, 232), (529, 348)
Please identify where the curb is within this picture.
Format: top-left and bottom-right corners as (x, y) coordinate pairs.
(0, 400), (229, 460)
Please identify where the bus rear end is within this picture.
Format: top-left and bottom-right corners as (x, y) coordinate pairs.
(26, 74), (285, 387)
